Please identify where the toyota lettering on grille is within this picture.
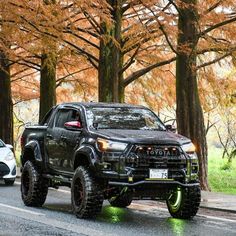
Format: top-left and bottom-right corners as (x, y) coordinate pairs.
(147, 149), (171, 156)
(136, 146), (179, 157)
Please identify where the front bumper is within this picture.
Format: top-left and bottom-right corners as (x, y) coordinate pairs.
(108, 179), (200, 200)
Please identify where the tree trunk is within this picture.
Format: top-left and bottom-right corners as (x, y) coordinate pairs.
(98, 0), (124, 103)
(0, 49), (13, 144)
(39, 52), (57, 122)
(176, 0), (209, 190)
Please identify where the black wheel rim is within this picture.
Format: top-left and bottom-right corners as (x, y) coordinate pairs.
(73, 177), (84, 209)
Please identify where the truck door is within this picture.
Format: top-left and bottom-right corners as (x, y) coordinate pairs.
(61, 109), (83, 172)
(45, 109), (71, 171)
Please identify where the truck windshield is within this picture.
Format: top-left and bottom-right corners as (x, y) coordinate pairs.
(86, 107), (166, 131)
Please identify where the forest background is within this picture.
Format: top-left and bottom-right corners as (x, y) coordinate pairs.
(0, 0), (235, 193)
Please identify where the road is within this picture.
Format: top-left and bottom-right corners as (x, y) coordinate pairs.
(0, 180), (236, 236)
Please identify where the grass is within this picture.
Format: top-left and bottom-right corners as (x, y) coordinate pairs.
(208, 148), (236, 195)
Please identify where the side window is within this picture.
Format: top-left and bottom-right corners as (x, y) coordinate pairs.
(68, 110), (81, 122)
(55, 110), (71, 128)
(54, 109), (81, 128)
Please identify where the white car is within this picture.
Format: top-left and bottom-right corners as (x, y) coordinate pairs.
(0, 139), (16, 185)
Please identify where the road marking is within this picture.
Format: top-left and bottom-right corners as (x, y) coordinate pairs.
(197, 214), (236, 223)
(0, 203), (45, 216)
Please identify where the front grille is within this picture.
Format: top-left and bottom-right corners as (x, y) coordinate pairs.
(135, 145), (181, 157)
(0, 162), (10, 176)
(125, 145), (187, 182)
(126, 145), (186, 168)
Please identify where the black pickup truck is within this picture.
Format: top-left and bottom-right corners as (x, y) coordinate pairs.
(20, 102), (200, 219)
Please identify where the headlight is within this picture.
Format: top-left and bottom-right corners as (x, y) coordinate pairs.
(4, 152), (14, 161)
(97, 138), (128, 152)
(181, 142), (196, 154)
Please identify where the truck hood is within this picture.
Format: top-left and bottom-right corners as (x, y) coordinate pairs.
(92, 129), (191, 146)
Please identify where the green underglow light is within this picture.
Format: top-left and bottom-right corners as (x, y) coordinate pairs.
(98, 206), (127, 223)
(167, 218), (186, 236)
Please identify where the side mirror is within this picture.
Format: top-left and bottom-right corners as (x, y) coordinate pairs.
(6, 144), (14, 150)
(165, 124), (177, 133)
(64, 121), (82, 130)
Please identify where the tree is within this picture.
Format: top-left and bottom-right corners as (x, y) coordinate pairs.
(7, 1), (176, 103)
(39, 41), (57, 122)
(0, 48), (13, 144)
(174, 0), (236, 190)
(140, 0), (236, 189)
(97, 0), (176, 102)
(0, 3), (14, 144)
(175, 0), (209, 189)
(98, 0), (123, 102)
(3, 0), (236, 189)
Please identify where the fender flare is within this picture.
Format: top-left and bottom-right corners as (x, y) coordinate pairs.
(21, 140), (43, 166)
(73, 145), (97, 170)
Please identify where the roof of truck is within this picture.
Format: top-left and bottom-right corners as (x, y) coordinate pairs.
(58, 102), (147, 109)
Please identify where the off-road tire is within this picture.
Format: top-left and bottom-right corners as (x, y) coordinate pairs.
(4, 179), (15, 186)
(71, 166), (103, 219)
(21, 161), (48, 207)
(166, 185), (201, 219)
(108, 193), (132, 208)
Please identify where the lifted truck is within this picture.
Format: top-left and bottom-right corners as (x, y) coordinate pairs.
(20, 102), (201, 219)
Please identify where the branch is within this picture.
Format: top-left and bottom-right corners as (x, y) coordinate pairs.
(82, 11), (101, 35)
(122, 3), (131, 13)
(56, 66), (92, 87)
(72, 26), (99, 38)
(168, 0), (181, 15)
(11, 71), (38, 83)
(120, 45), (140, 74)
(63, 29), (99, 50)
(197, 46), (236, 55)
(11, 68), (31, 78)
(20, 15), (99, 69)
(199, 16), (236, 37)
(123, 28), (161, 54)
(9, 59), (40, 71)
(204, 0), (222, 14)
(143, 3), (178, 54)
(62, 39), (98, 69)
(197, 52), (231, 70)
(123, 57), (176, 87)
